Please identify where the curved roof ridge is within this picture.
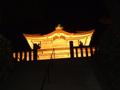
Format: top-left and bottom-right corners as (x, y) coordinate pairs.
(23, 25), (95, 37)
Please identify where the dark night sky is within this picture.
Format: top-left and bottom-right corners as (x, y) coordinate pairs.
(0, 0), (108, 49)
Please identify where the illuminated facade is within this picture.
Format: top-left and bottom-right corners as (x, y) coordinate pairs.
(22, 24), (94, 60)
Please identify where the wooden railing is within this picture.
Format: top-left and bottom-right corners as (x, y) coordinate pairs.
(13, 44), (40, 62)
(69, 41), (96, 59)
(13, 42), (96, 61)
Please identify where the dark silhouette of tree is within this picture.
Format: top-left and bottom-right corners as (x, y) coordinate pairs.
(0, 34), (15, 83)
(94, 0), (120, 90)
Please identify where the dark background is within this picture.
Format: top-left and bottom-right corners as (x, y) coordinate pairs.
(2, 1), (120, 90)
(0, 0), (108, 49)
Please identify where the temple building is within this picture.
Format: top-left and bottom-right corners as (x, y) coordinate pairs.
(22, 24), (95, 60)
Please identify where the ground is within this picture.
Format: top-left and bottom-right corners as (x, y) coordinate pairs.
(1, 59), (102, 90)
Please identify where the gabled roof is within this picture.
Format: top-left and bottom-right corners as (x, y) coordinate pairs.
(23, 24), (95, 49)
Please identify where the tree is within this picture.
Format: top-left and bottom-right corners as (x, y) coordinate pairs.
(95, 0), (120, 90)
(0, 34), (14, 83)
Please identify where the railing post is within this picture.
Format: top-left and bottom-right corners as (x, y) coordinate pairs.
(85, 46), (88, 57)
(80, 46), (83, 58)
(90, 46), (93, 57)
(20, 51), (22, 61)
(75, 48), (78, 58)
(29, 50), (31, 61)
(70, 41), (74, 58)
(24, 51), (27, 61)
(15, 51), (18, 61)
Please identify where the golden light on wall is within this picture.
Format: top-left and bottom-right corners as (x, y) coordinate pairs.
(19, 24), (95, 60)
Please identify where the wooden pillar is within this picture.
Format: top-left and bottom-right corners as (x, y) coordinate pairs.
(70, 41), (74, 58)
(33, 44), (40, 61)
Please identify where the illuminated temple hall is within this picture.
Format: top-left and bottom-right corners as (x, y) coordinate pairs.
(22, 24), (95, 60)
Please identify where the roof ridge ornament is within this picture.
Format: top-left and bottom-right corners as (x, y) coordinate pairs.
(55, 24), (63, 31)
